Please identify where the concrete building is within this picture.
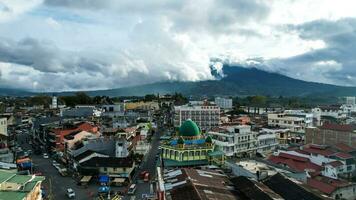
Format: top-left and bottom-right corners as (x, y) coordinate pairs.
(206, 125), (257, 157)
(51, 95), (58, 109)
(312, 105), (348, 126)
(305, 123), (356, 147)
(174, 104), (220, 131)
(345, 96), (355, 105)
(268, 110), (313, 133)
(101, 104), (124, 112)
(214, 97), (233, 109)
(0, 118), (7, 137)
(257, 131), (278, 154)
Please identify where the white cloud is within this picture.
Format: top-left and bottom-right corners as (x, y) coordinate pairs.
(0, 0), (42, 22)
(1, 0), (356, 91)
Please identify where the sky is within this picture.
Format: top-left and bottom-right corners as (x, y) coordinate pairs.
(1, 0), (356, 92)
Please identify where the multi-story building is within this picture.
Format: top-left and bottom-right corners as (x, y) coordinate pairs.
(206, 125), (257, 157)
(345, 96), (356, 105)
(51, 95), (58, 109)
(306, 123), (356, 147)
(0, 118), (7, 137)
(267, 110), (313, 133)
(214, 97), (233, 109)
(260, 128), (290, 145)
(257, 131), (278, 154)
(174, 104), (220, 131)
(312, 105), (347, 125)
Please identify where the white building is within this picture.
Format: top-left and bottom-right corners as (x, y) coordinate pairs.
(312, 105), (347, 124)
(268, 110), (313, 133)
(51, 96), (58, 109)
(174, 104), (220, 131)
(214, 97), (233, 109)
(345, 97), (355, 105)
(257, 131), (278, 154)
(206, 125), (257, 157)
(0, 118), (7, 137)
(101, 104), (125, 112)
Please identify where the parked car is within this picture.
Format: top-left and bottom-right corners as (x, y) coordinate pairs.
(43, 153), (49, 159)
(127, 184), (137, 195)
(66, 188), (75, 198)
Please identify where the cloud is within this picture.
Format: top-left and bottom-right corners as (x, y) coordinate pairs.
(2, 0), (356, 91)
(249, 18), (356, 86)
(0, 0), (42, 22)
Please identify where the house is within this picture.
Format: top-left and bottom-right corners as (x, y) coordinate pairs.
(48, 122), (99, 152)
(163, 168), (237, 200)
(63, 130), (99, 150)
(77, 156), (135, 181)
(268, 152), (322, 176)
(307, 175), (356, 200)
(0, 170), (45, 200)
(230, 176), (283, 200)
(262, 173), (325, 200)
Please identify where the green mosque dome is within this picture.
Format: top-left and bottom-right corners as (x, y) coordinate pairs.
(179, 119), (201, 137)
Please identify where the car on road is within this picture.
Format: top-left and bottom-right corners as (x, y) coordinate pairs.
(43, 153), (49, 159)
(66, 188), (75, 198)
(127, 184), (137, 195)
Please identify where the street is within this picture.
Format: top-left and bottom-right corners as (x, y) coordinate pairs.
(124, 125), (162, 200)
(16, 131), (99, 200)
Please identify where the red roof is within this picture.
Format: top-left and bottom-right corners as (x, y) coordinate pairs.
(320, 123), (355, 132)
(335, 143), (355, 153)
(307, 175), (352, 195)
(326, 161), (343, 168)
(268, 154), (322, 173)
(333, 152), (353, 159)
(278, 153), (309, 162)
(301, 145), (335, 156)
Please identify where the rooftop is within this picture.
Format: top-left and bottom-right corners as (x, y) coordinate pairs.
(0, 171), (45, 200)
(320, 123), (356, 132)
(262, 173), (324, 200)
(307, 175), (355, 195)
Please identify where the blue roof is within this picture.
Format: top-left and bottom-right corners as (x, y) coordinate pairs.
(99, 175), (109, 183)
(170, 139), (205, 146)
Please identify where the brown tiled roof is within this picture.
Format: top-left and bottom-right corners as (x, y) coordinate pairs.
(307, 175), (353, 195)
(320, 123), (356, 132)
(334, 143), (355, 153)
(333, 152), (353, 159)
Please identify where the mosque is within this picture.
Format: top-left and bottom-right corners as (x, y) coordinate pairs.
(160, 119), (225, 167)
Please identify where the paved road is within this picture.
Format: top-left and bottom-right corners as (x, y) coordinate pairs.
(124, 126), (163, 200)
(17, 132), (99, 200)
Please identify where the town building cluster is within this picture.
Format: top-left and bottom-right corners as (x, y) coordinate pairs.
(0, 95), (356, 199)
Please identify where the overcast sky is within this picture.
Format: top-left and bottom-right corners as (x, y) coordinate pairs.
(1, 0), (356, 92)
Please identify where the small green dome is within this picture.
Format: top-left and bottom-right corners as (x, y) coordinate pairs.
(205, 136), (213, 143)
(179, 119), (200, 137)
(177, 136), (185, 144)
